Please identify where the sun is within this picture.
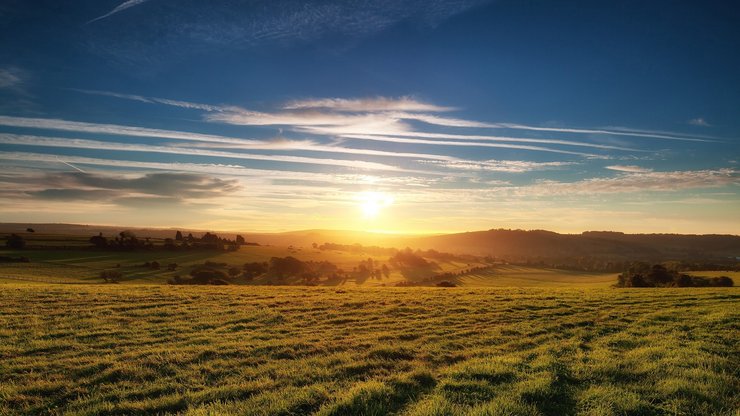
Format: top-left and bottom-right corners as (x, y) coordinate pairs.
(358, 192), (394, 219)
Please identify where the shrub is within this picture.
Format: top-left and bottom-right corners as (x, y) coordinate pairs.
(100, 270), (122, 283)
(5, 234), (26, 249)
(436, 281), (457, 287)
(710, 276), (733, 287)
(190, 268), (228, 284)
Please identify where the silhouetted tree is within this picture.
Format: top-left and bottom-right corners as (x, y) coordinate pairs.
(175, 231), (183, 241)
(6, 234), (25, 249)
(26, 228), (34, 233)
(100, 270), (122, 283)
(89, 233), (107, 248)
(236, 235), (245, 245)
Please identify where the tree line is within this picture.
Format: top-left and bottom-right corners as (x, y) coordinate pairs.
(616, 264), (733, 287)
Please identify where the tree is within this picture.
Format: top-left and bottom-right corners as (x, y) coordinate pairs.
(6, 234), (25, 249)
(236, 235), (245, 245)
(175, 231), (183, 241)
(26, 228), (34, 233)
(381, 264), (390, 279)
(269, 256), (305, 280)
(100, 270), (122, 283)
(89, 233), (107, 248)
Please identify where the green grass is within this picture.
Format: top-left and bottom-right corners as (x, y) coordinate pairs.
(0, 248), (617, 287)
(459, 265), (617, 288)
(0, 285), (737, 415)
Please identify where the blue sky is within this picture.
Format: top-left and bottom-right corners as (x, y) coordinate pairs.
(0, 0), (738, 233)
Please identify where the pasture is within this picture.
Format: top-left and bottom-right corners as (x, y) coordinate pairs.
(0, 284), (737, 415)
(0, 244), (619, 287)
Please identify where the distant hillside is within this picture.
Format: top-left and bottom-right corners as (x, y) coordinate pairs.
(2, 223), (739, 261)
(403, 229), (740, 261)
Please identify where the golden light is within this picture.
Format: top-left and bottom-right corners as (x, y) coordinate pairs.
(358, 191), (394, 219)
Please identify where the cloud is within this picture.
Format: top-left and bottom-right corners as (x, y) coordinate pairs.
(0, 133), (411, 172)
(26, 171), (240, 205)
(83, 0), (493, 67)
(283, 97), (455, 112)
(688, 118), (711, 127)
(421, 160), (576, 173)
(87, 0), (152, 24)
(70, 90), (715, 145)
(0, 67), (24, 91)
(517, 169), (738, 196)
(71, 89), (229, 112)
(605, 165), (653, 173)
(0, 117), (458, 162)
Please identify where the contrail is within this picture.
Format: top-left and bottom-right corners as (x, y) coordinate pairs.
(56, 157), (87, 173)
(87, 0), (151, 24)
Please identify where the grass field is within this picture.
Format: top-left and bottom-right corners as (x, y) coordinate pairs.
(458, 265), (617, 288)
(0, 284), (737, 415)
(0, 247), (620, 287)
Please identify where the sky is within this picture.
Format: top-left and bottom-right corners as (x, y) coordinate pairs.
(0, 0), (738, 234)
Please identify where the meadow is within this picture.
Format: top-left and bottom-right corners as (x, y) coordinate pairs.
(0, 284), (737, 416)
(0, 244), (620, 288)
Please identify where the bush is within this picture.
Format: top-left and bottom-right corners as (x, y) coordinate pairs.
(436, 281), (457, 287)
(710, 276), (734, 287)
(189, 268), (228, 284)
(617, 265), (734, 288)
(5, 234), (25, 249)
(100, 270), (122, 283)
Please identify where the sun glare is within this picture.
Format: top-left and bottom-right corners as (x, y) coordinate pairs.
(358, 192), (394, 219)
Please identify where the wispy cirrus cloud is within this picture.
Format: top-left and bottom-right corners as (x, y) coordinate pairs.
(605, 165), (653, 173)
(283, 97), (455, 113)
(74, 89), (717, 146)
(688, 117), (711, 127)
(0, 133), (410, 172)
(87, 0), (152, 24)
(518, 169), (739, 197)
(420, 159), (576, 173)
(0, 67), (25, 91)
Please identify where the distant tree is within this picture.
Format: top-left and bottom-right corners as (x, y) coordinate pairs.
(163, 238), (176, 249)
(100, 270), (122, 283)
(175, 231), (183, 241)
(381, 264), (390, 279)
(25, 228), (34, 233)
(118, 231), (140, 248)
(187, 233), (195, 242)
(201, 232), (219, 243)
(243, 262), (268, 278)
(710, 276), (734, 287)
(228, 267), (241, 277)
(236, 235), (245, 245)
(269, 256), (305, 280)
(647, 264), (673, 286)
(190, 268), (228, 284)
(6, 234), (25, 249)
(436, 281), (456, 287)
(89, 233), (108, 248)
